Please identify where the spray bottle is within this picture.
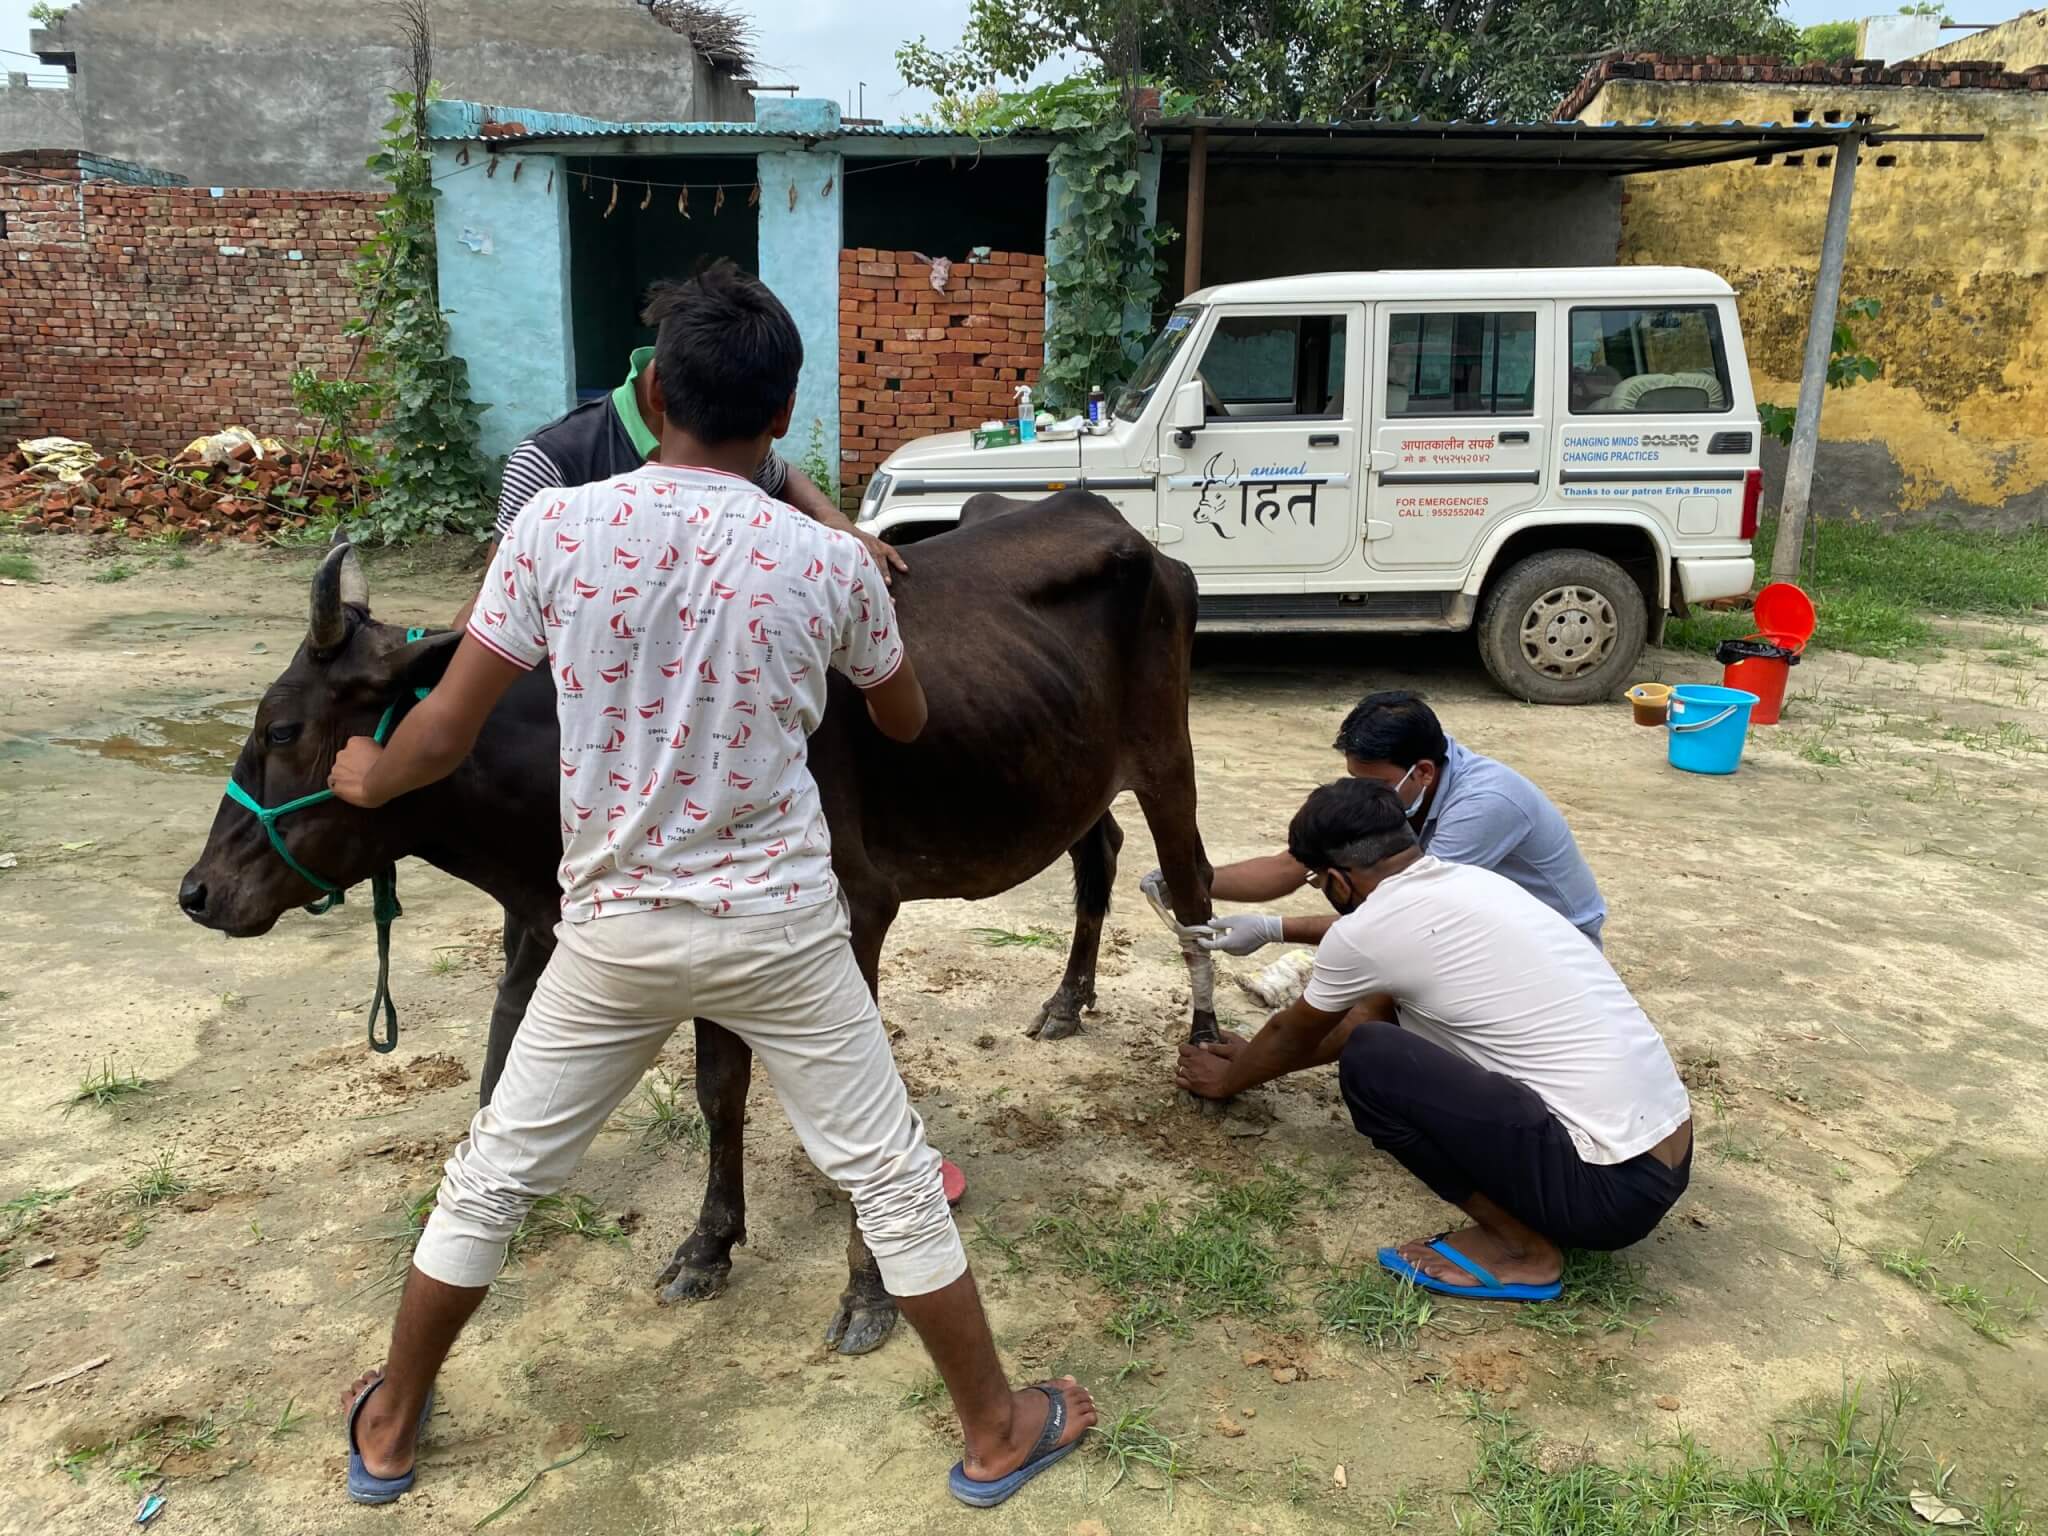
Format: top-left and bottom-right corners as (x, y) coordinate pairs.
(1014, 383), (1036, 443)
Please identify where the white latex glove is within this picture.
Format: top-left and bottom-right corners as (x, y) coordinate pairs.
(1193, 912), (1286, 957)
(1139, 868), (1168, 910)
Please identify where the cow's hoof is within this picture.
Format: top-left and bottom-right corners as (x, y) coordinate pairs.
(824, 1292), (899, 1356)
(1178, 1088), (1231, 1119)
(654, 1252), (731, 1305)
(1028, 996), (1084, 1041)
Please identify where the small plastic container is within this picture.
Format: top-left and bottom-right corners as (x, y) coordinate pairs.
(1626, 682), (1672, 727)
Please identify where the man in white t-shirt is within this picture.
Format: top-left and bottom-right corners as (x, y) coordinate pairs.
(325, 263), (1093, 1509)
(1175, 777), (1691, 1301)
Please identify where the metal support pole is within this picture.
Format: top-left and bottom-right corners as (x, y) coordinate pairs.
(1183, 126), (1208, 297)
(1772, 131), (1861, 583)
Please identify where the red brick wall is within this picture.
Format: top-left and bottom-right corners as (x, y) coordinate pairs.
(0, 168), (382, 454)
(837, 247), (1046, 511)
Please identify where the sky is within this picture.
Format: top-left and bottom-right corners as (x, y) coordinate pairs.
(0, 1), (1988, 120)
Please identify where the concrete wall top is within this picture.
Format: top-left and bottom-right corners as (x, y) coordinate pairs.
(0, 76), (84, 156)
(34, 0), (754, 190)
(1917, 9), (2048, 69)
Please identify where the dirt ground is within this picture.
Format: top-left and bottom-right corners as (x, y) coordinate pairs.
(2, 539), (2043, 1536)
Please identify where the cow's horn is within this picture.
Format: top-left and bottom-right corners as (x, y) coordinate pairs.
(327, 527), (369, 610)
(308, 543), (351, 652)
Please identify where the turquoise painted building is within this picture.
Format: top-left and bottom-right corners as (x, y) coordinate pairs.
(427, 97), (1161, 475)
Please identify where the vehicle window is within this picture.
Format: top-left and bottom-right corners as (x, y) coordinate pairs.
(1114, 307), (1201, 423)
(1384, 311), (1536, 417)
(1195, 314), (1346, 420)
(1569, 306), (1732, 414)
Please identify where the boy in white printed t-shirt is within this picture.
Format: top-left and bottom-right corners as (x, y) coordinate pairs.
(326, 263), (1094, 1509)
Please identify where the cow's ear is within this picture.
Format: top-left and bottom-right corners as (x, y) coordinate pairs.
(381, 629), (463, 696)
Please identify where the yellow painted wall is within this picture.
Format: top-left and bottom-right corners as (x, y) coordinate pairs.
(1587, 78), (2048, 527)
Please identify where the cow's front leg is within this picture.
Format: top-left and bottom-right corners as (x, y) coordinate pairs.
(824, 1216), (897, 1355)
(656, 1018), (750, 1304)
(1133, 782), (1226, 1117)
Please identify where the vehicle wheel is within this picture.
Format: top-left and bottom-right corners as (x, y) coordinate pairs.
(1476, 549), (1648, 705)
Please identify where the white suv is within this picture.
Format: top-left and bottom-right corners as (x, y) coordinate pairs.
(858, 266), (1760, 703)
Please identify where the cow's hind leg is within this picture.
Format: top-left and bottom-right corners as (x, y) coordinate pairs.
(1028, 811), (1123, 1042)
(826, 886), (904, 1356)
(655, 1018), (751, 1304)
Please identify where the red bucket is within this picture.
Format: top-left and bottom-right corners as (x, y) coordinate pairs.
(1718, 583), (1814, 726)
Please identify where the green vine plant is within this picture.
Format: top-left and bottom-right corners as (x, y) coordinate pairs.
(899, 70), (1173, 413)
(295, 1), (494, 543)
(796, 417), (838, 505)
(1760, 296), (1882, 446)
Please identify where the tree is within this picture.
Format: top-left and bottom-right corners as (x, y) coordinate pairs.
(1794, 20), (1860, 62)
(900, 0), (1802, 124)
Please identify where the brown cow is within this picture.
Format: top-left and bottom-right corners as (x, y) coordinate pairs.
(179, 491), (1218, 1354)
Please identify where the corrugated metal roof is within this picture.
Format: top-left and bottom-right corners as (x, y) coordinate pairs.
(1144, 114), (1909, 174)
(427, 100), (1035, 145)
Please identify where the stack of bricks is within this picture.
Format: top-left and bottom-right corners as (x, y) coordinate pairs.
(0, 156), (382, 455)
(837, 247), (1046, 511)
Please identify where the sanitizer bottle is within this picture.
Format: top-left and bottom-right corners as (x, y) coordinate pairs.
(1015, 384), (1036, 443)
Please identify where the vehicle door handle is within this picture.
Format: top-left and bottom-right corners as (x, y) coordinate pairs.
(1308, 433), (1339, 448)
(1497, 430), (1530, 445)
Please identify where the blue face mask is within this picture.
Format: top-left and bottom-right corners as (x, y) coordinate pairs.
(1390, 764), (1428, 820)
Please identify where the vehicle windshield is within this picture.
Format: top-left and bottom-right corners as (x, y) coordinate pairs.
(1114, 307), (1202, 423)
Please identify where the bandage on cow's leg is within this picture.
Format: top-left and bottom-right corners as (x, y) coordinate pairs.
(1132, 776), (1225, 1115)
(656, 1018), (750, 1305)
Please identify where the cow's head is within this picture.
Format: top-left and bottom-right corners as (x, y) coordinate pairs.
(177, 539), (460, 936)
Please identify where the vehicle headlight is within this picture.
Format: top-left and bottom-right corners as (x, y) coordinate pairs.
(860, 471), (892, 521)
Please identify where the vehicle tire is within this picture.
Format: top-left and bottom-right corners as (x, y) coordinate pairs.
(1476, 549), (1648, 705)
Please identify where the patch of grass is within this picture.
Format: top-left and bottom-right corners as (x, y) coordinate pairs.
(1882, 1235), (2035, 1344)
(50, 1442), (111, 1483)
(474, 1423), (623, 1530)
(1029, 1168), (1308, 1344)
(1094, 1402), (1189, 1500)
(1315, 1264), (1434, 1349)
(615, 1068), (707, 1153)
(1797, 739), (1846, 767)
(58, 1059), (153, 1115)
(164, 1415), (222, 1454)
(1463, 1374), (2028, 1536)
(899, 1371), (949, 1411)
(269, 1396), (309, 1440)
(971, 925), (1062, 948)
(90, 562), (135, 584)
(508, 1193), (631, 1257)
(2, 1185), (70, 1234)
(1667, 518), (2048, 663)
(1514, 1251), (1663, 1340)
(969, 1214), (1027, 1275)
(118, 1152), (189, 1210)
(0, 552), (38, 582)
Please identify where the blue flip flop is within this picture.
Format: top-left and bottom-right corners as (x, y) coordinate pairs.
(1377, 1237), (1565, 1302)
(346, 1376), (435, 1505)
(948, 1381), (1084, 1508)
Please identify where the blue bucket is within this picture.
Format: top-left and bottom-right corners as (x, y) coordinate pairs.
(1667, 684), (1759, 775)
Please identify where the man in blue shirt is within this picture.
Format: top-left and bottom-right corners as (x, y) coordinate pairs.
(1185, 691), (1606, 955)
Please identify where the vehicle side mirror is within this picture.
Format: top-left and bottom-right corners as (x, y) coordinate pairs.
(1167, 379), (1205, 448)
